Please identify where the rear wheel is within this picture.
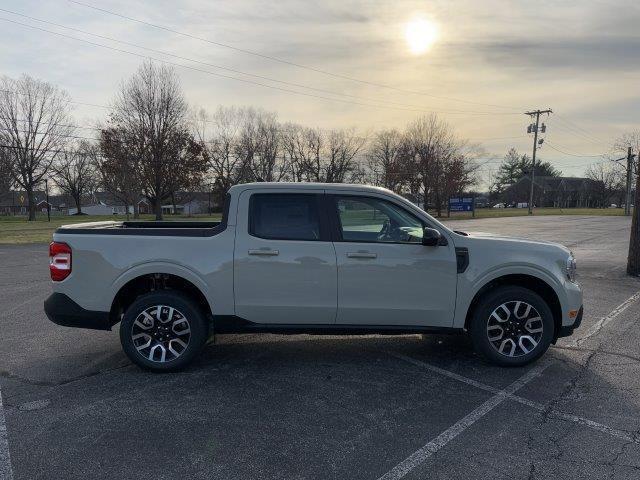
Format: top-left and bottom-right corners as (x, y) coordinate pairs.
(119, 291), (208, 372)
(469, 286), (554, 367)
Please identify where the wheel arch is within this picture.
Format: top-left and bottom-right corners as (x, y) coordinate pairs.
(464, 274), (563, 339)
(109, 267), (213, 326)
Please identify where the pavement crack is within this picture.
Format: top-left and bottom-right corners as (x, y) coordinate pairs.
(0, 364), (130, 389)
(552, 345), (640, 364)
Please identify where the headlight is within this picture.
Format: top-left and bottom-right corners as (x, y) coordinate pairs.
(566, 254), (577, 282)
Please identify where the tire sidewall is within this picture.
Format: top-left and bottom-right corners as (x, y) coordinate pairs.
(470, 286), (554, 367)
(119, 291), (208, 372)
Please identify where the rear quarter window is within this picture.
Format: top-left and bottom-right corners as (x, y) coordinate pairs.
(249, 193), (321, 241)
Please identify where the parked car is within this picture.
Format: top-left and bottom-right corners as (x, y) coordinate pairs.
(45, 183), (583, 371)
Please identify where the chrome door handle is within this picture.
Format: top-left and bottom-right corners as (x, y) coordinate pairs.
(346, 252), (377, 259)
(248, 249), (279, 256)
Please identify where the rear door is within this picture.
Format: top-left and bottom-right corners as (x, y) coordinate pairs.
(233, 189), (337, 324)
(329, 194), (458, 327)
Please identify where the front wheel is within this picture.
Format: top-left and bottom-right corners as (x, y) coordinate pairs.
(469, 286), (554, 367)
(120, 291), (209, 372)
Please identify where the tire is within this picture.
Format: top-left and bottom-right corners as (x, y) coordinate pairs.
(119, 290), (209, 372)
(469, 286), (554, 367)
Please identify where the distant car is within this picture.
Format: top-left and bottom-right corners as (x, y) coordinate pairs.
(609, 204), (618, 208)
(492, 203), (505, 208)
(45, 182), (583, 371)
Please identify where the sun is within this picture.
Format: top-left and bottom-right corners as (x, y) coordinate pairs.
(404, 18), (438, 55)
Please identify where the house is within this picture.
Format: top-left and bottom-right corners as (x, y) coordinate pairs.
(0, 190), (47, 215)
(161, 191), (214, 216)
(66, 192), (153, 216)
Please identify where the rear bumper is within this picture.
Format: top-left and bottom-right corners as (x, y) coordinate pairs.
(557, 305), (583, 338)
(44, 293), (115, 331)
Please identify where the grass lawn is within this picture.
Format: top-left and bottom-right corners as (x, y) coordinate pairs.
(0, 213), (222, 244)
(439, 207), (629, 221)
(0, 207), (628, 245)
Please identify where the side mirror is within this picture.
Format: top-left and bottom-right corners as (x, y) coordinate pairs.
(422, 227), (442, 246)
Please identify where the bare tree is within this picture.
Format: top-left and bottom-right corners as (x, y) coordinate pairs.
(52, 140), (98, 215)
(0, 75), (73, 220)
(250, 111), (287, 182)
(367, 129), (410, 192)
(109, 61), (206, 220)
(323, 128), (365, 183)
(405, 114), (477, 216)
(200, 106), (249, 207)
(585, 163), (625, 208)
(614, 131), (640, 160)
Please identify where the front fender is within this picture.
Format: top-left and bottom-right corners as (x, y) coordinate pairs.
(453, 263), (566, 329)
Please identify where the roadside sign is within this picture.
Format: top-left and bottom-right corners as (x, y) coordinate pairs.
(449, 197), (474, 212)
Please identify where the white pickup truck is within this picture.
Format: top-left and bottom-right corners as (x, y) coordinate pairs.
(45, 183), (583, 371)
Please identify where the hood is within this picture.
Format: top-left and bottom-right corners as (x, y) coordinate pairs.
(455, 230), (571, 255)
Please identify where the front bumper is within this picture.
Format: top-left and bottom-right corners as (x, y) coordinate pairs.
(557, 305), (583, 338)
(44, 293), (115, 331)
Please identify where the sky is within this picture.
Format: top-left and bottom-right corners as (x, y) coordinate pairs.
(1, 0), (639, 183)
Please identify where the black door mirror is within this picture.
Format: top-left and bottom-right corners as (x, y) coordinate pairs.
(422, 227), (442, 246)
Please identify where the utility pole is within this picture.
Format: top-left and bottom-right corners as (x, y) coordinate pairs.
(628, 150), (640, 276)
(525, 109), (552, 215)
(625, 146), (634, 216)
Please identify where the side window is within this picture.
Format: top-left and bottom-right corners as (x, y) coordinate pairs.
(249, 194), (321, 241)
(335, 196), (424, 244)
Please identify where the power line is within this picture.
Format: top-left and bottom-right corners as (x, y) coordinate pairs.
(0, 16), (524, 118)
(554, 113), (610, 147)
(68, 0), (523, 111)
(0, 7), (520, 116)
(544, 140), (607, 158)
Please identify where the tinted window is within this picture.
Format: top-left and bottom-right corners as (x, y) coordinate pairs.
(250, 194), (321, 241)
(336, 196), (424, 243)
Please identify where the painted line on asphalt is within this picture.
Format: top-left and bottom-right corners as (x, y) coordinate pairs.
(390, 353), (640, 445)
(377, 363), (550, 480)
(568, 290), (640, 347)
(0, 385), (14, 480)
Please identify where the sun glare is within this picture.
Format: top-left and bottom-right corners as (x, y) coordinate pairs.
(405, 18), (438, 55)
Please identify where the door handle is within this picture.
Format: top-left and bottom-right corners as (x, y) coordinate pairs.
(346, 252), (377, 259)
(248, 249), (279, 256)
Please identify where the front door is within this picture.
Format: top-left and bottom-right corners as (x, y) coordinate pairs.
(330, 194), (458, 327)
(234, 190), (337, 324)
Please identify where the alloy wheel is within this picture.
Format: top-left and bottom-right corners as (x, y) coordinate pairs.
(486, 301), (544, 357)
(130, 305), (191, 363)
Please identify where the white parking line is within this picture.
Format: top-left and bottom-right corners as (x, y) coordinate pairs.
(390, 353), (640, 445)
(377, 363), (550, 480)
(568, 290), (640, 346)
(0, 385), (14, 480)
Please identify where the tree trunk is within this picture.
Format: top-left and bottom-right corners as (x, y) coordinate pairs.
(627, 157), (640, 275)
(133, 201), (140, 219)
(155, 198), (163, 221)
(26, 188), (36, 221)
(73, 194), (82, 215)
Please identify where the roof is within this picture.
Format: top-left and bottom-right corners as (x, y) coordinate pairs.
(229, 182), (394, 195)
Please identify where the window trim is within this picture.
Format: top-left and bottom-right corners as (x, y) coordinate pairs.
(327, 194), (427, 245)
(248, 192), (330, 242)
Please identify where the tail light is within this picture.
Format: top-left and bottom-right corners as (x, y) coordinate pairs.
(49, 242), (72, 281)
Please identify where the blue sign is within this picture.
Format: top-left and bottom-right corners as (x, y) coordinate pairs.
(449, 197), (474, 212)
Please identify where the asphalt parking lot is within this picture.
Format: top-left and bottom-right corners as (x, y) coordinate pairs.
(1, 215), (640, 480)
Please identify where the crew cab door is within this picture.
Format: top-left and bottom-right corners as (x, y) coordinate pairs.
(329, 194), (457, 327)
(233, 189), (337, 324)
